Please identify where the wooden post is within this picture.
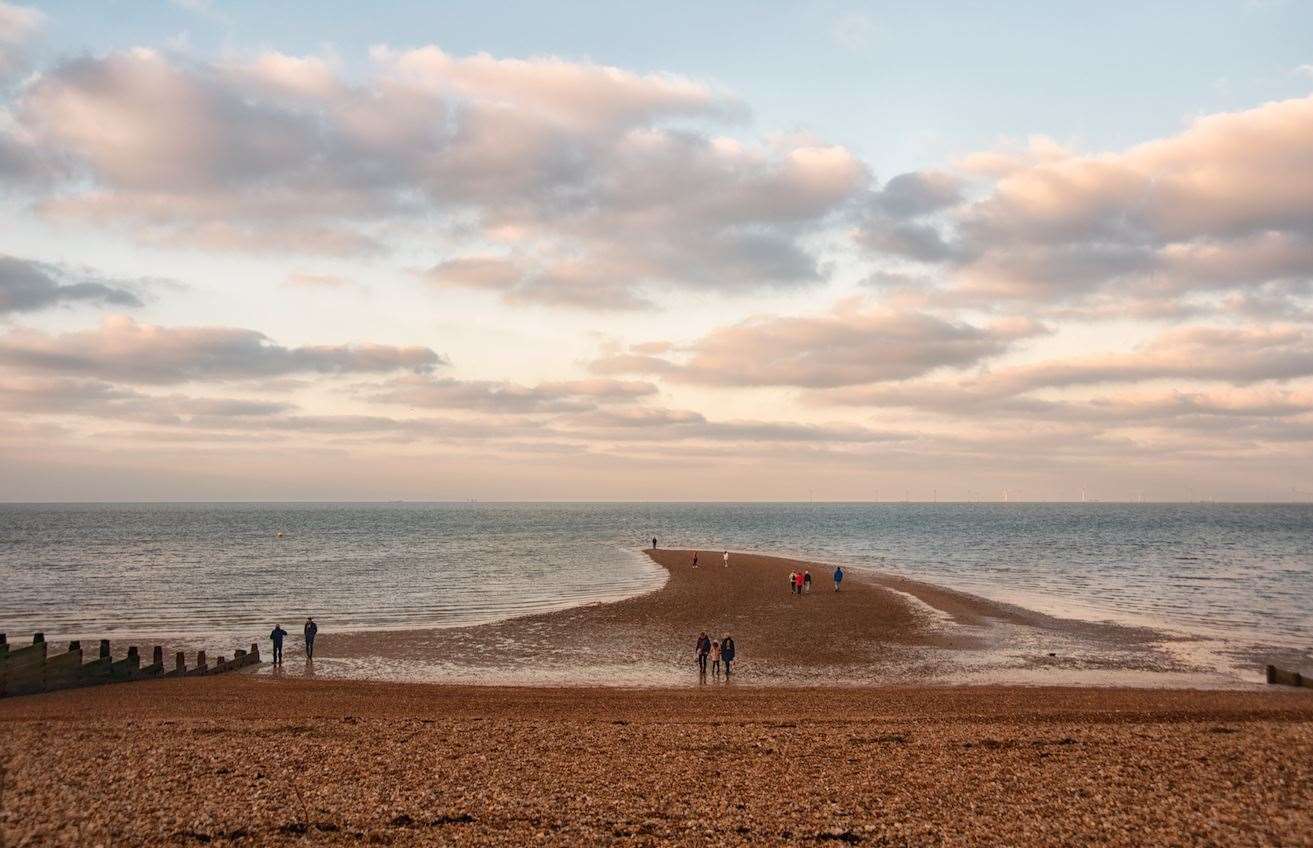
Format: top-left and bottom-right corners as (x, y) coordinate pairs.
(175, 651), (186, 672)
(33, 632), (44, 645)
(153, 646), (163, 666)
(250, 642), (261, 662)
(0, 632), (7, 661)
(68, 640), (81, 652)
(196, 650), (207, 672)
(100, 639), (111, 659)
(1268, 664), (1277, 684)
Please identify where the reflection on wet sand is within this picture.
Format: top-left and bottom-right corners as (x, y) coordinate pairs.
(252, 549), (1259, 689)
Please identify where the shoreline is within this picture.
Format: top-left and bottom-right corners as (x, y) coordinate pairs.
(262, 548), (1264, 689)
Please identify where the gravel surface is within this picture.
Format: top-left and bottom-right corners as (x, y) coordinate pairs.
(2, 678), (1311, 846)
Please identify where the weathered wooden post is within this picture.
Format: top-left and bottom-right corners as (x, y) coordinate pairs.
(100, 639), (111, 660)
(153, 646), (163, 666)
(0, 632), (8, 660)
(250, 642), (261, 663)
(195, 650), (208, 674)
(45, 641), (84, 691)
(3, 633), (49, 696)
(175, 651), (186, 673)
(1268, 664), (1277, 684)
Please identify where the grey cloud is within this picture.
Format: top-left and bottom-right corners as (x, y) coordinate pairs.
(0, 254), (144, 314)
(566, 407), (904, 444)
(871, 171), (962, 218)
(856, 96), (1313, 310)
(8, 47), (867, 305)
(591, 304), (1039, 388)
(0, 316), (442, 384)
(367, 375), (656, 414)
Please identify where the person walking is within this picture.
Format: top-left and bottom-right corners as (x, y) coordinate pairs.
(789, 570), (798, 594)
(834, 566), (845, 592)
(722, 550), (729, 567)
(303, 617), (318, 659)
(710, 640), (722, 678)
(692, 552), (699, 568)
(695, 631), (711, 675)
(652, 536), (658, 549)
(721, 635), (736, 677)
(804, 570), (812, 593)
(269, 623), (288, 666)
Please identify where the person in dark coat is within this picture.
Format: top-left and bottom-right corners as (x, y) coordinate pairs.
(270, 624), (288, 666)
(695, 631), (711, 675)
(303, 617), (318, 659)
(721, 636), (736, 677)
(834, 566), (845, 592)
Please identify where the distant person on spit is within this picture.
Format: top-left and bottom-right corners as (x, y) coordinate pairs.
(722, 550), (729, 567)
(721, 635), (735, 677)
(710, 639), (722, 678)
(695, 631), (711, 675)
(834, 566), (845, 592)
(304, 617), (318, 659)
(269, 623), (288, 666)
(652, 536), (658, 549)
(804, 570), (812, 593)
(692, 552), (699, 568)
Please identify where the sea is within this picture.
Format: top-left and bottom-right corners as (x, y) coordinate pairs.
(1, 502), (1309, 674)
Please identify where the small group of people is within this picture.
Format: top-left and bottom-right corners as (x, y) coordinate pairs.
(789, 569), (812, 594)
(688, 550), (730, 569)
(789, 566), (845, 594)
(694, 631), (735, 679)
(268, 617), (317, 665)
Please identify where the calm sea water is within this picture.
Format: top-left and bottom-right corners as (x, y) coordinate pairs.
(1, 503), (1309, 656)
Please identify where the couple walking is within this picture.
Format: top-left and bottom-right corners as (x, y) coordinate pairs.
(268, 617), (318, 665)
(695, 631), (735, 679)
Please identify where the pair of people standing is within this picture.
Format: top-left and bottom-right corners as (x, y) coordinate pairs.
(695, 631), (736, 678)
(268, 617), (318, 665)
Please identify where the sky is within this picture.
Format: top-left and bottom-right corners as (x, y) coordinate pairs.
(1, 1), (1312, 501)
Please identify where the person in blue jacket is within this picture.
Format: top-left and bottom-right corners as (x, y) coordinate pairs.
(270, 624), (288, 665)
(833, 566), (845, 592)
(721, 636), (736, 677)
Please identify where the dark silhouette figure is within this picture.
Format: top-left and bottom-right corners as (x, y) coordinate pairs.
(834, 566), (845, 592)
(695, 631), (711, 675)
(652, 536), (658, 549)
(269, 624), (288, 665)
(722, 636), (736, 677)
(304, 617), (318, 659)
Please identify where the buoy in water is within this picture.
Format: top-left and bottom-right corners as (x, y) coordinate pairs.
(276, 531), (284, 538)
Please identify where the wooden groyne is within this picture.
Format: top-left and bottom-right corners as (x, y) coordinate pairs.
(1266, 664), (1313, 690)
(0, 632), (261, 698)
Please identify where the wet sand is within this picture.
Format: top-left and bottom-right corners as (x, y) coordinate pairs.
(303, 549), (1204, 686)
(2, 677), (1311, 846)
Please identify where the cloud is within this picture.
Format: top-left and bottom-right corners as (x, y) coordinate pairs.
(856, 95), (1313, 311)
(0, 254), (145, 314)
(0, 315), (443, 383)
(813, 324), (1313, 416)
(831, 12), (877, 51)
(285, 271), (350, 289)
(0, 2), (42, 78)
(367, 375), (657, 414)
(591, 300), (1041, 387)
(5, 46), (868, 306)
